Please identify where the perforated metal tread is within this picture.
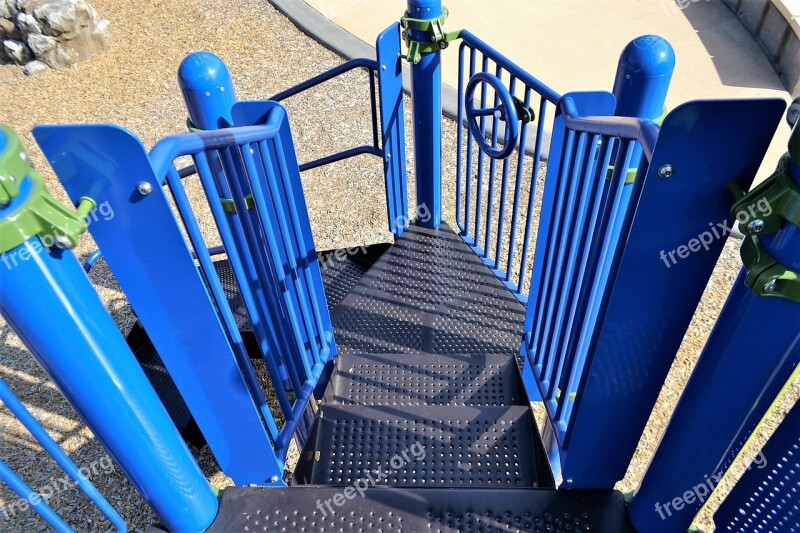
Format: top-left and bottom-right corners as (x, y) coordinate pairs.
(328, 353), (524, 406)
(206, 486), (635, 532)
(300, 405), (549, 488)
(213, 243), (390, 330)
(331, 223), (527, 356)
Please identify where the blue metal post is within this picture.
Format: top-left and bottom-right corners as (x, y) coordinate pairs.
(0, 130), (218, 532)
(629, 125), (800, 531)
(407, 0), (443, 228)
(179, 51), (236, 129)
(608, 35), (675, 250)
(178, 52), (294, 394)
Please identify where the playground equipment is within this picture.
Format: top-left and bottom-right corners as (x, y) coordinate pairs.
(1, 0), (798, 530)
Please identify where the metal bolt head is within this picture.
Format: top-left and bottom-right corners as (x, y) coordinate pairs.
(658, 164), (674, 178)
(19, 151), (28, 162)
(747, 218), (765, 234)
(136, 181), (153, 195)
(269, 475), (280, 483)
(54, 235), (73, 249)
(764, 279), (777, 294)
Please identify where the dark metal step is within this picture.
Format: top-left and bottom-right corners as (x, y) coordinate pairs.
(126, 244), (389, 447)
(295, 404), (554, 488)
(214, 242), (391, 331)
(327, 353), (524, 406)
(331, 224), (527, 357)
(205, 486), (635, 532)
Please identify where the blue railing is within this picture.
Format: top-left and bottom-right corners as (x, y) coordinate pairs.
(0, 378), (125, 532)
(150, 106), (335, 460)
(524, 97), (656, 444)
(269, 58), (383, 172)
(455, 30), (561, 302)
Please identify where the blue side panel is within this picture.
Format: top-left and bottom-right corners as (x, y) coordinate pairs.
(377, 23), (409, 236)
(714, 400), (800, 532)
(32, 124), (282, 486)
(561, 98), (786, 488)
(520, 91), (616, 405)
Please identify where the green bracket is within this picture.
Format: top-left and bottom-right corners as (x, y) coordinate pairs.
(220, 194), (256, 214)
(728, 154), (800, 304)
(731, 155), (800, 237)
(400, 6), (461, 64)
(0, 125), (95, 254)
(738, 233), (800, 303)
(512, 96), (536, 125)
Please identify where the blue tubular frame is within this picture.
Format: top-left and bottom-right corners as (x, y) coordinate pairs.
(151, 107), (336, 464)
(268, 58), (383, 171)
(265, 39), (409, 237)
(0, 234), (219, 531)
(0, 377), (125, 532)
(455, 30), (561, 302)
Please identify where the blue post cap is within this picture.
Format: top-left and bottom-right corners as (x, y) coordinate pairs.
(613, 35), (675, 120)
(178, 51), (237, 130)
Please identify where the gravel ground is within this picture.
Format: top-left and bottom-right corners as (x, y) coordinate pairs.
(0, 1), (797, 532)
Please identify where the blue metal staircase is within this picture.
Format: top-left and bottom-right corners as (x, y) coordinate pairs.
(205, 222), (635, 532)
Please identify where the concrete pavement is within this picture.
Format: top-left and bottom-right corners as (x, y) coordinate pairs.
(302, 0), (792, 182)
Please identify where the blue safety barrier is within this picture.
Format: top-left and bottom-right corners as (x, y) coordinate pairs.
(455, 30), (561, 301)
(2, 2), (797, 530)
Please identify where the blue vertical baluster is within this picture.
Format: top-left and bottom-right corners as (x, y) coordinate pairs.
(504, 87), (532, 283)
(474, 54), (490, 248)
(494, 76), (517, 269)
(463, 45), (478, 238)
(483, 65), (503, 257)
(407, 0), (443, 228)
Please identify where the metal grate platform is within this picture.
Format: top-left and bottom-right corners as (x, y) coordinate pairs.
(331, 224), (527, 356)
(327, 353), (524, 406)
(206, 486), (635, 532)
(303, 405), (548, 488)
(212, 243), (390, 331)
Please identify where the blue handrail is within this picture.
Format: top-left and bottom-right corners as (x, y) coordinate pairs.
(151, 103), (335, 463)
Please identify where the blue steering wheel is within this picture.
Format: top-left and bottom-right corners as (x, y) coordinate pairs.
(464, 72), (520, 159)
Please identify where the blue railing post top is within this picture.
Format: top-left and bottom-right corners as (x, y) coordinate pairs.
(406, 0), (442, 18)
(178, 51), (237, 130)
(617, 35), (675, 78)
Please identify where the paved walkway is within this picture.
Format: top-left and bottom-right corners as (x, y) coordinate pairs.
(304, 0), (792, 182)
